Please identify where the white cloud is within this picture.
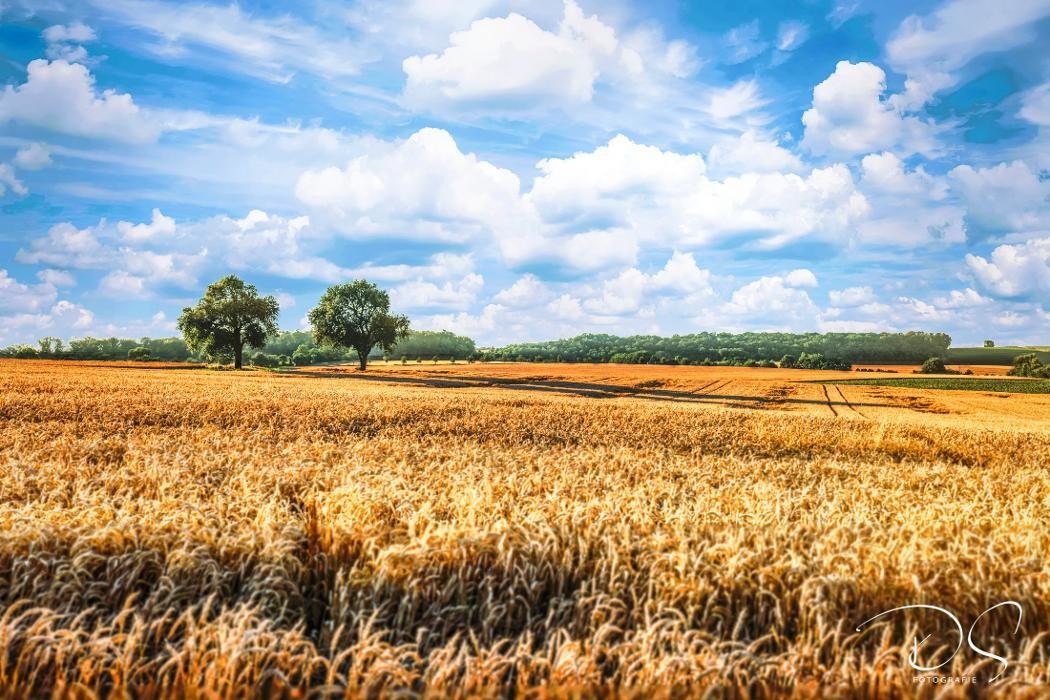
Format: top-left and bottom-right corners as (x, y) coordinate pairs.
(722, 272), (820, 325)
(43, 22), (97, 44)
(776, 20), (809, 52)
(706, 130), (802, 177)
(493, 274), (551, 307)
(525, 134), (868, 257)
(0, 164), (27, 197)
(966, 237), (1050, 298)
(402, 0), (651, 112)
(17, 221), (110, 268)
(295, 128), (525, 243)
(98, 270), (147, 297)
(13, 143), (52, 170)
(948, 160), (1050, 234)
(860, 152), (942, 196)
(391, 273), (484, 310)
(37, 269), (75, 287)
(932, 287), (988, 308)
(704, 80), (768, 123)
(86, 0), (363, 83)
(117, 208), (176, 242)
(886, 0), (1050, 106)
(529, 133), (706, 225)
(582, 252), (715, 315)
(855, 152), (965, 246)
(828, 286), (876, 307)
(0, 269), (59, 312)
(722, 20), (767, 64)
(0, 59), (203, 143)
(784, 268), (818, 288)
(801, 61), (937, 157)
(1019, 82), (1050, 127)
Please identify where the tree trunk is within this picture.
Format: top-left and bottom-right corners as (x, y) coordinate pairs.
(357, 349), (367, 371)
(234, 343), (243, 370)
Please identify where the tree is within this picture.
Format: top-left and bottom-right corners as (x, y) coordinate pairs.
(984, 339), (995, 348)
(307, 280), (409, 371)
(128, 346), (152, 361)
(38, 336), (63, 357)
(177, 275), (279, 369)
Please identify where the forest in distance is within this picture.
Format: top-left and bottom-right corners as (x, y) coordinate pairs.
(5, 329), (1042, 367)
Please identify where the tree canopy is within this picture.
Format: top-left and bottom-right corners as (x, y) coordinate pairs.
(177, 275), (279, 369)
(307, 280), (409, 370)
(485, 331), (953, 365)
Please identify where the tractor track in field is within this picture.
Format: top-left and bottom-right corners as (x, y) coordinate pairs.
(820, 384), (839, 416)
(832, 384), (867, 418)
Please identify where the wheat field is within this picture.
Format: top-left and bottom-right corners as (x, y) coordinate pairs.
(1, 359), (1049, 698)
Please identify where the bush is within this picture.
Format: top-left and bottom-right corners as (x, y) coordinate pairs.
(1009, 353), (1050, 378)
(779, 354), (796, 368)
(920, 357), (947, 374)
(128, 347), (152, 361)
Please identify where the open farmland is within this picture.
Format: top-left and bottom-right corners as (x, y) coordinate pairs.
(2, 359), (1050, 698)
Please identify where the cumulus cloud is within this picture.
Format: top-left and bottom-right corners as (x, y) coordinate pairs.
(402, 0), (655, 112)
(948, 160), (1050, 235)
(855, 152), (964, 246)
(391, 273), (485, 310)
(13, 143), (53, 170)
(117, 208), (176, 242)
(720, 271), (820, 327)
(828, 286), (876, 307)
(0, 60), (164, 143)
(801, 61), (937, 157)
(966, 238), (1050, 298)
(0, 269), (59, 312)
(706, 130), (802, 177)
(295, 128), (526, 243)
(493, 274), (551, 307)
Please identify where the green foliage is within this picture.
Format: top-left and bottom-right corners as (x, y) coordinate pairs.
(946, 346), (1050, 365)
(779, 354), (797, 368)
(920, 357), (947, 374)
(386, 330), (476, 361)
(486, 332), (948, 365)
(127, 346), (152, 361)
(984, 340), (995, 348)
(2, 344), (39, 359)
(177, 276), (279, 369)
(830, 377), (1050, 394)
(1009, 353), (1050, 379)
(308, 280), (409, 370)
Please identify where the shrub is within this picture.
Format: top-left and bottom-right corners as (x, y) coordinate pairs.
(920, 357), (947, 374)
(128, 347), (152, 361)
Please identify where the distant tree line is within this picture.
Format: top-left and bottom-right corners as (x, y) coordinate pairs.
(484, 331), (953, 366)
(1, 329), (476, 367)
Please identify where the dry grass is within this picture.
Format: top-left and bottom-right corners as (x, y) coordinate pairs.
(1, 359), (1049, 698)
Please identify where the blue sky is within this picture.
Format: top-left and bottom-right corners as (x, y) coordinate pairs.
(0, 0), (1048, 347)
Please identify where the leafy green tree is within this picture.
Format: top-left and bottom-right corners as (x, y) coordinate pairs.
(38, 336), (64, 357)
(128, 346), (152, 361)
(308, 280), (409, 371)
(177, 275), (279, 369)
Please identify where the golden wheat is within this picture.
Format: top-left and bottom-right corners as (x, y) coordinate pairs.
(1, 359), (1049, 698)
